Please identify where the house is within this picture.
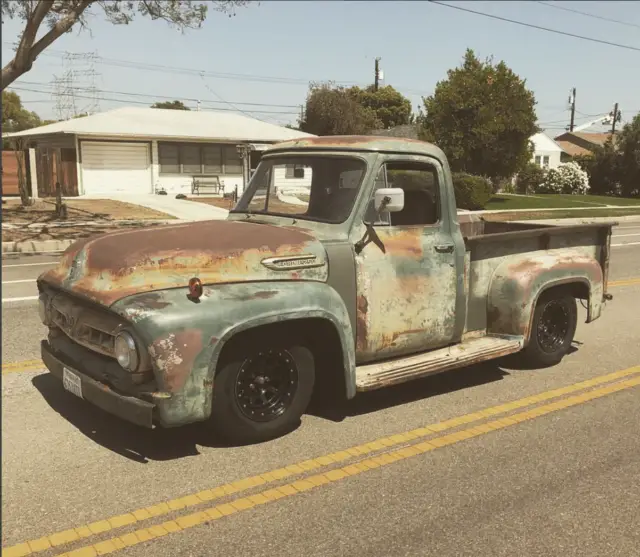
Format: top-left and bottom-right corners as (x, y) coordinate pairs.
(529, 132), (563, 170)
(2, 107), (313, 198)
(554, 131), (618, 162)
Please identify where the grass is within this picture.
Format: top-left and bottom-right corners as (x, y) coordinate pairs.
(485, 193), (640, 211)
(1, 198), (174, 243)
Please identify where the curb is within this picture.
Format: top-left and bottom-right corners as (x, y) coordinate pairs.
(511, 215), (640, 226)
(2, 239), (75, 254)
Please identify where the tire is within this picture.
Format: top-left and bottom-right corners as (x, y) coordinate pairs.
(520, 289), (578, 367)
(209, 335), (315, 445)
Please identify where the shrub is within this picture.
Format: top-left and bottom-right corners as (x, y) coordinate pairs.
(515, 162), (545, 194)
(537, 162), (590, 195)
(452, 172), (493, 210)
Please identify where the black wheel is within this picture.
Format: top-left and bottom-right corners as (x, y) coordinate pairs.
(209, 336), (315, 445)
(521, 289), (578, 367)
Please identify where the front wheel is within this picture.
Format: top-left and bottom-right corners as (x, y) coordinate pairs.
(209, 338), (315, 445)
(520, 289), (578, 367)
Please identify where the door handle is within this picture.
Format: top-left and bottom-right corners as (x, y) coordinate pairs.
(434, 244), (454, 253)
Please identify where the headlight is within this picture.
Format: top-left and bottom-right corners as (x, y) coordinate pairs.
(114, 331), (139, 372)
(38, 294), (50, 325)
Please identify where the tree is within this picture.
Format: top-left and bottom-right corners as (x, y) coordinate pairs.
(151, 100), (191, 110)
(418, 49), (539, 181)
(617, 113), (640, 197)
(1, 0), (252, 90)
(347, 85), (413, 129)
(299, 82), (382, 136)
(2, 90), (43, 132)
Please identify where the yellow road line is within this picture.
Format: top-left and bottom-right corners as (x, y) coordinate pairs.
(43, 372), (640, 557)
(608, 278), (640, 287)
(3, 365), (639, 557)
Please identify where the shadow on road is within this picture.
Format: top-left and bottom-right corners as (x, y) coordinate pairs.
(309, 360), (510, 423)
(31, 344), (581, 462)
(31, 373), (232, 464)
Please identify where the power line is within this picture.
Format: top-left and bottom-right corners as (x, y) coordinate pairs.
(13, 79), (300, 109)
(3, 42), (433, 98)
(428, 1), (640, 53)
(534, 1), (640, 30)
(7, 85), (299, 115)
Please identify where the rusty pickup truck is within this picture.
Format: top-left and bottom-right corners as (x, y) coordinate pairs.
(37, 136), (615, 444)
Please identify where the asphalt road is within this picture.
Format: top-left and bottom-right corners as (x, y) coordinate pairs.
(2, 224), (640, 557)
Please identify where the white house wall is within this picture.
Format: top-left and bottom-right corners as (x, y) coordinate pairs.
(272, 166), (313, 195)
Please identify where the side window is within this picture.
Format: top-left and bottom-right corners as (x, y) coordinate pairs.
(370, 161), (440, 227)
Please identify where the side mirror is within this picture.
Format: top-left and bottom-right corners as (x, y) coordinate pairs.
(374, 188), (404, 213)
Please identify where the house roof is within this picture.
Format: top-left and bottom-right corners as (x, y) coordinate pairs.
(3, 106), (314, 143)
(368, 124), (420, 140)
(530, 132), (563, 153)
(553, 131), (618, 158)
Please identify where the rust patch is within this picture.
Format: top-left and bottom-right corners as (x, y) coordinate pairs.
(149, 329), (204, 393)
(356, 295), (369, 353)
(381, 229), (423, 257)
(40, 219), (327, 307)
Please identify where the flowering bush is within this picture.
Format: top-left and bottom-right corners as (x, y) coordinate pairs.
(537, 162), (590, 195)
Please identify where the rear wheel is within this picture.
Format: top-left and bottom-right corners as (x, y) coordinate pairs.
(521, 289), (578, 367)
(209, 336), (315, 445)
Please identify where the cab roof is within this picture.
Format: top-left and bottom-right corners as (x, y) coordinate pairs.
(265, 135), (446, 159)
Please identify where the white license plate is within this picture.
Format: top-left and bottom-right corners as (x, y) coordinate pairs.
(62, 367), (83, 399)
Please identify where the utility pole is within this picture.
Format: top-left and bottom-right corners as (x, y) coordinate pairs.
(611, 102), (620, 134)
(568, 87), (576, 132)
(374, 57), (381, 91)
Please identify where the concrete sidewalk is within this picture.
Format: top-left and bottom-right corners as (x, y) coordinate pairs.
(81, 194), (229, 221)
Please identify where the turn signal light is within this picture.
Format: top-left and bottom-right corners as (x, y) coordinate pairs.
(188, 277), (203, 301)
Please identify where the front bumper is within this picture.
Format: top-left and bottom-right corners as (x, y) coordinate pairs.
(41, 341), (155, 428)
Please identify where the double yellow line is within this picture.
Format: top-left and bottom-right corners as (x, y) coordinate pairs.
(3, 365), (640, 557)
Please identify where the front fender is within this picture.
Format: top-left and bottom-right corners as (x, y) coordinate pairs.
(487, 251), (604, 343)
(111, 281), (355, 427)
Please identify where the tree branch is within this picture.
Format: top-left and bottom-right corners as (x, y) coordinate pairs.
(1, 0), (95, 91)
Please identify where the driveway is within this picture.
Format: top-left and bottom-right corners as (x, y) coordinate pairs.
(82, 194), (229, 221)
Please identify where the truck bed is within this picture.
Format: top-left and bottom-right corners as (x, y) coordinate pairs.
(457, 215), (615, 336)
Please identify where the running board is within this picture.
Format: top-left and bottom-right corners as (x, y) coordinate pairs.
(355, 336), (523, 392)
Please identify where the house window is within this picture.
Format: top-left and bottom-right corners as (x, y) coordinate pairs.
(534, 155), (542, 167)
(542, 155), (550, 169)
(285, 164), (305, 179)
(158, 142), (245, 175)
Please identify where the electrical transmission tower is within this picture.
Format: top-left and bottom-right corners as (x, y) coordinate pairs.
(51, 51), (102, 120)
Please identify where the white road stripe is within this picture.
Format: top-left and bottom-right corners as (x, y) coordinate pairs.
(612, 242), (640, 247)
(2, 296), (39, 303)
(2, 279), (36, 285)
(1, 261), (57, 268)
(613, 233), (640, 238)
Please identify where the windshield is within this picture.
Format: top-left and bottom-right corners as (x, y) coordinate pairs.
(232, 155), (367, 224)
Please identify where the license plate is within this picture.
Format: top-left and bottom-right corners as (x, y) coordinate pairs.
(62, 367), (83, 399)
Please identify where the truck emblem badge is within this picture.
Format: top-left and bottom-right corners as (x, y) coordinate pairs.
(261, 254), (323, 271)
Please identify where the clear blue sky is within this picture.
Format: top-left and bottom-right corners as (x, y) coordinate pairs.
(3, 0), (640, 136)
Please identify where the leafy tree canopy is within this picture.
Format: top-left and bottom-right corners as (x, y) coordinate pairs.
(1, 0), (252, 90)
(151, 100), (191, 110)
(418, 48), (539, 181)
(348, 85), (413, 130)
(299, 82), (381, 136)
(2, 90), (43, 133)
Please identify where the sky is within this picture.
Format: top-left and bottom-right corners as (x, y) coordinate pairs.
(2, 0), (640, 137)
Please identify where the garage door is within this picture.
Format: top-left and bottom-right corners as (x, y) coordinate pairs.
(81, 141), (151, 195)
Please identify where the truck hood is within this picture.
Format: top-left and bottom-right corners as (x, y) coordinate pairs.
(39, 219), (328, 307)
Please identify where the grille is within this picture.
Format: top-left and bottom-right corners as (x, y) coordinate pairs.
(49, 293), (123, 358)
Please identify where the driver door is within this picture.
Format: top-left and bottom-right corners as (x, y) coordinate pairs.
(353, 158), (459, 363)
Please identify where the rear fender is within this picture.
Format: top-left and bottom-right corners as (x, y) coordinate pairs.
(112, 282), (355, 427)
(487, 252), (603, 345)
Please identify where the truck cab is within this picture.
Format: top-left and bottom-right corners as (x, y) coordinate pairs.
(37, 136), (614, 444)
